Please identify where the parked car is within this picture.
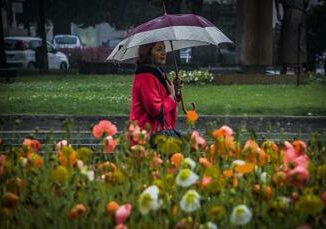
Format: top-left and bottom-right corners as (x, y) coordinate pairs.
(53, 35), (83, 49)
(5, 36), (69, 69)
(102, 38), (123, 49)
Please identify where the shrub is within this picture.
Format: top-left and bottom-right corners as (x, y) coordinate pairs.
(168, 70), (214, 85)
(59, 47), (112, 69)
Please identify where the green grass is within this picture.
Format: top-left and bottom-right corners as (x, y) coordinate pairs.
(1, 74), (326, 115)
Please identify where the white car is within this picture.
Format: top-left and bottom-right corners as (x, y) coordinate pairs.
(53, 35), (82, 49)
(5, 36), (69, 69)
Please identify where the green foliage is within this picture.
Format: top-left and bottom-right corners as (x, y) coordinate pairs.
(1, 74), (326, 115)
(0, 122), (325, 228)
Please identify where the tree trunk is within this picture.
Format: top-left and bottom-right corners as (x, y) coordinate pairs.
(236, 0), (273, 73)
(0, 5), (7, 68)
(38, 0), (48, 72)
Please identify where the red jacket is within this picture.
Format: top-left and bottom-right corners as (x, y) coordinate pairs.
(130, 67), (178, 133)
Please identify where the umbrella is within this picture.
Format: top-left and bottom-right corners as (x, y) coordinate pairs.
(106, 13), (232, 114)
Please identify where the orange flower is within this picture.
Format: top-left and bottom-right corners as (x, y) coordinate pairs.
(212, 125), (233, 138)
(23, 138), (33, 147)
(292, 140), (307, 155)
(98, 161), (117, 173)
(223, 169), (234, 178)
(33, 155), (43, 168)
(151, 154), (163, 169)
(262, 185), (273, 199)
(187, 110), (198, 122)
(234, 163), (254, 174)
(243, 139), (260, 163)
(106, 201), (119, 216)
(2, 192), (19, 209)
(59, 149), (77, 167)
(68, 204), (87, 220)
(170, 153), (184, 167)
(27, 153), (43, 168)
(199, 157), (212, 168)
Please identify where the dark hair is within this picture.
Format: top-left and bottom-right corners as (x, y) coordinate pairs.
(137, 42), (156, 65)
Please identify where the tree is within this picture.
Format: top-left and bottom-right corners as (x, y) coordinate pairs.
(306, 0), (326, 70)
(0, 0), (12, 68)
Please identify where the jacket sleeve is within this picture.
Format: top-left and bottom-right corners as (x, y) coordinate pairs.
(139, 74), (177, 118)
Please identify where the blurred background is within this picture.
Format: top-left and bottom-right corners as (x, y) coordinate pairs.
(0, 0), (325, 74)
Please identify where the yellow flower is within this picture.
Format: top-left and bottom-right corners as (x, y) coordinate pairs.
(52, 166), (70, 183)
(295, 194), (324, 216)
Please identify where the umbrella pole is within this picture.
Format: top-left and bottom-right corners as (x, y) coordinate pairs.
(169, 41), (195, 114)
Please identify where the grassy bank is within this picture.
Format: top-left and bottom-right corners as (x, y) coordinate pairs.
(0, 74), (325, 115)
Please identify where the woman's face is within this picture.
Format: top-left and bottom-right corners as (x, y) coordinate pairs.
(151, 42), (166, 66)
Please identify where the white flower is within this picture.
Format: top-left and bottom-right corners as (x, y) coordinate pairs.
(176, 169), (199, 187)
(19, 157), (28, 167)
(199, 222), (218, 229)
(276, 196), (291, 209)
(180, 189), (201, 212)
(260, 172), (268, 183)
(230, 204), (252, 226)
(138, 185), (161, 215)
(86, 170), (95, 181)
(181, 157), (196, 170)
(77, 160), (84, 170)
(231, 160), (245, 168)
(231, 160), (246, 177)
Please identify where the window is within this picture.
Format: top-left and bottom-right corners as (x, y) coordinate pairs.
(55, 36), (77, 45)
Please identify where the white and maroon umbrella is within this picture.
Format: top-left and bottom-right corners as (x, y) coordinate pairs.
(106, 13), (232, 62)
(106, 13), (232, 114)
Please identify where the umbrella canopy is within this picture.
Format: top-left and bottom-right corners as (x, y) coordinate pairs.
(106, 13), (232, 62)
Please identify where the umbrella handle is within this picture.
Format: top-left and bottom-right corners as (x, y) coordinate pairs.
(180, 95), (196, 115)
(173, 76), (196, 114)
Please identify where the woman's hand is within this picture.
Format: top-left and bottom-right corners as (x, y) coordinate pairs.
(166, 78), (175, 100)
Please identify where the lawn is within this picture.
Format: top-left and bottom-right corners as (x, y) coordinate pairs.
(0, 74), (326, 116)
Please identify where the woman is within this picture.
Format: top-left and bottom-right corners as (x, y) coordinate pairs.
(130, 41), (178, 134)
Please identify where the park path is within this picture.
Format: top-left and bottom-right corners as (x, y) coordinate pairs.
(0, 114), (325, 149)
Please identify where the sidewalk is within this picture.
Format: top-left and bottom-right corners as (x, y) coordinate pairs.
(1, 114), (325, 133)
(1, 114), (325, 147)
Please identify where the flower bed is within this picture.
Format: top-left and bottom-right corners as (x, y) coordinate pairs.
(0, 114), (325, 228)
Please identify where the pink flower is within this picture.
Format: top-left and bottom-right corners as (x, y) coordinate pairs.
(201, 176), (212, 187)
(191, 131), (206, 151)
(114, 224), (129, 229)
(32, 140), (41, 151)
(23, 138), (41, 151)
(286, 165), (309, 188)
(56, 140), (70, 153)
(293, 154), (310, 168)
(92, 120), (117, 139)
(115, 203), (132, 225)
(283, 141), (297, 165)
(105, 136), (118, 153)
(220, 125), (233, 136)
